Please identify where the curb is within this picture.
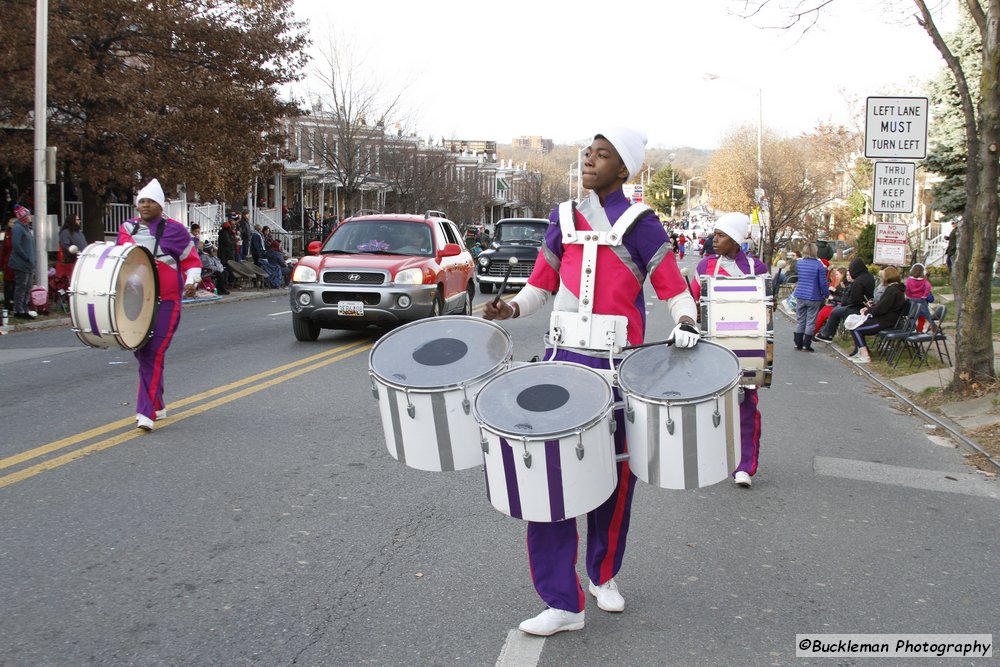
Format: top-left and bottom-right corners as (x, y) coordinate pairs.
(0, 289), (285, 335)
(777, 306), (1000, 473)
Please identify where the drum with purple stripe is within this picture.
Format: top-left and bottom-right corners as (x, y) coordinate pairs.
(473, 362), (617, 522)
(69, 242), (159, 350)
(369, 316), (513, 472)
(698, 275), (774, 387)
(617, 341), (742, 490)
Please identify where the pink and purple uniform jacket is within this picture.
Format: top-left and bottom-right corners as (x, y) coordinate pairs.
(526, 190), (688, 347)
(691, 252), (769, 301)
(117, 217), (201, 301)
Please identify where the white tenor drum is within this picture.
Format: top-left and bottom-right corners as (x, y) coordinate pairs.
(698, 275), (774, 387)
(617, 341), (742, 490)
(369, 316), (513, 472)
(474, 362), (617, 522)
(69, 242), (159, 350)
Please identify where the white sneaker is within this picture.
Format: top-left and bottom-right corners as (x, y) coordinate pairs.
(734, 471), (752, 487)
(851, 354), (870, 364)
(155, 409), (167, 420)
(518, 608), (585, 636)
(588, 578), (625, 612)
(136, 414), (154, 431)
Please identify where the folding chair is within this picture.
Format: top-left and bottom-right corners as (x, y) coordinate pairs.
(876, 300), (921, 365)
(904, 304), (952, 369)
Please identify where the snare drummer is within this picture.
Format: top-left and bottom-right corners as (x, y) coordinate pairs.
(691, 213), (768, 488)
(484, 127), (699, 636)
(117, 179), (201, 431)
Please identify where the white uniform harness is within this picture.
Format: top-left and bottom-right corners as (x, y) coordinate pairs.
(548, 200), (652, 353)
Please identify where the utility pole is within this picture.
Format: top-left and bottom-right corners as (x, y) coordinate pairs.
(33, 0), (49, 283)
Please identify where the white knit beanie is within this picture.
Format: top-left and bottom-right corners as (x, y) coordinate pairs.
(595, 126), (646, 180)
(714, 212), (750, 243)
(136, 179), (166, 209)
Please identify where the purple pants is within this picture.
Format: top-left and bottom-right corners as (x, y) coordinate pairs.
(736, 387), (761, 476)
(526, 349), (636, 612)
(134, 299), (181, 420)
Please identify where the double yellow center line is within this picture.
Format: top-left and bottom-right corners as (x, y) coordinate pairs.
(0, 339), (374, 489)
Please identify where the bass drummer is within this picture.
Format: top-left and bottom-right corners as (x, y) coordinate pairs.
(691, 213), (769, 488)
(117, 179), (201, 431)
(484, 127), (699, 636)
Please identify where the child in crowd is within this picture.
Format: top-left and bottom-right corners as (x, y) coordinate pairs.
(905, 263), (933, 331)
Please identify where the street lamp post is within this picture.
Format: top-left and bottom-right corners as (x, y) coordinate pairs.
(33, 0), (49, 282)
(686, 176), (706, 212)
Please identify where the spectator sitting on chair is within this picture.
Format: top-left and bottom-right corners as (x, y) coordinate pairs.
(815, 257), (875, 342)
(198, 242), (229, 294)
(250, 225), (282, 288)
(262, 227), (291, 287)
(848, 266), (907, 364)
(815, 266), (848, 335)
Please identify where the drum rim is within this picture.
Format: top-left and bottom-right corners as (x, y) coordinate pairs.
(616, 340), (742, 405)
(368, 315), (514, 391)
(473, 361), (615, 440)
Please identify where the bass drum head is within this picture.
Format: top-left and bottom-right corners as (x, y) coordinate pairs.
(474, 362), (612, 439)
(113, 245), (159, 349)
(618, 341), (741, 402)
(369, 316), (512, 390)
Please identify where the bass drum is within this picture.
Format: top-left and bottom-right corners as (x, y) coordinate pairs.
(69, 242), (159, 350)
(474, 362), (617, 522)
(369, 316), (513, 472)
(616, 341), (742, 490)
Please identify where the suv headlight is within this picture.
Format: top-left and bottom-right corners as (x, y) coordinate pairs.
(292, 264), (317, 283)
(395, 268), (424, 285)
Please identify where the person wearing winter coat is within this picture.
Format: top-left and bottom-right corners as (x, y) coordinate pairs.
(815, 257), (875, 342)
(848, 266), (907, 364)
(790, 242), (829, 351)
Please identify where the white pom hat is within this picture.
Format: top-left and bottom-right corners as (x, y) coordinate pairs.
(136, 178), (166, 209)
(714, 212), (750, 243)
(595, 126), (646, 181)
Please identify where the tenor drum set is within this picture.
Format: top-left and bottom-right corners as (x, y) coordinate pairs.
(369, 274), (772, 523)
(68, 242), (159, 350)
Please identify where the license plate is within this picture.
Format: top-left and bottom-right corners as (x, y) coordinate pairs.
(337, 301), (364, 316)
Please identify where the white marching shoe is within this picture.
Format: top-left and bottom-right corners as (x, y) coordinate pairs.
(734, 471), (752, 487)
(136, 414), (154, 431)
(588, 578), (625, 612)
(518, 608), (585, 636)
(155, 409), (167, 420)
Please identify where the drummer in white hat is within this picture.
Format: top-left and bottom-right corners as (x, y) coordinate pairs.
(484, 126), (699, 636)
(117, 178), (202, 431)
(690, 212), (769, 488)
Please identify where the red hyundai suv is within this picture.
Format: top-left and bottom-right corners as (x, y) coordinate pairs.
(288, 212), (475, 340)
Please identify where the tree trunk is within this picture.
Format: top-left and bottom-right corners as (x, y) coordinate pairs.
(951, 0), (999, 391)
(81, 186), (108, 245)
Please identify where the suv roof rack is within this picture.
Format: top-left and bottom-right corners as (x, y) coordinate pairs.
(354, 209), (382, 216)
(424, 209), (448, 219)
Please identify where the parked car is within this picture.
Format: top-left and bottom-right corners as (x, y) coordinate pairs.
(288, 212), (475, 340)
(475, 217), (548, 294)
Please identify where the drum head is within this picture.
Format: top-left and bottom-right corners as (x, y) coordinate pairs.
(618, 341), (740, 402)
(113, 246), (158, 348)
(370, 316), (512, 389)
(475, 362), (612, 439)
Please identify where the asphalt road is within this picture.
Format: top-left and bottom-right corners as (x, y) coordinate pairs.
(1, 256), (997, 666)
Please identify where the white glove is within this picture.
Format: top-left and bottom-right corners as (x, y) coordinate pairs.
(668, 322), (700, 348)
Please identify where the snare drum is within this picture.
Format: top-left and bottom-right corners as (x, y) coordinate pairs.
(69, 242), (159, 350)
(616, 341), (742, 490)
(698, 275), (774, 387)
(474, 362), (617, 522)
(369, 316), (513, 472)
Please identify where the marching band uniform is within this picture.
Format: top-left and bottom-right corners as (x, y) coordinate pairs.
(495, 127), (698, 635)
(117, 179), (201, 431)
(691, 213), (768, 487)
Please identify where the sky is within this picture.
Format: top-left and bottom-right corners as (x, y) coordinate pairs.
(288, 0), (957, 150)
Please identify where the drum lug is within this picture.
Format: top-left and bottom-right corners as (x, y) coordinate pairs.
(462, 384), (471, 415)
(522, 439), (531, 468)
(713, 395), (722, 428)
(404, 389), (415, 418)
(666, 404), (674, 435)
(625, 396), (634, 424)
(369, 374), (379, 400)
(480, 437), (489, 454)
(576, 442), (585, 461)
(608, 416), (616, 435)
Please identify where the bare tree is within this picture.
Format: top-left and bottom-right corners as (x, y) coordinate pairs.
(380, 141), (454, 214)
(737, 0), (998, 391)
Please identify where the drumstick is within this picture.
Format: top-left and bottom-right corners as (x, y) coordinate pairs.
(621, 338), (674, 351)
(492, 257), (518, 309)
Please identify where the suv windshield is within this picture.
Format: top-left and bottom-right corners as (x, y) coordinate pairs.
(495, 221), (547, 245)
(322, 220), (434, 257)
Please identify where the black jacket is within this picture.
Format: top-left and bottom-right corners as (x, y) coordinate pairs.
(844, 258), (875, 310)
(868, 282), (907, 328)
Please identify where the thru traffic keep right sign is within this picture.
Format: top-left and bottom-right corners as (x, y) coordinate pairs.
(872, 162), (916, 213)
